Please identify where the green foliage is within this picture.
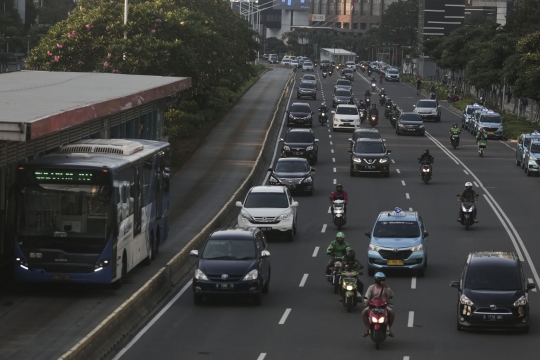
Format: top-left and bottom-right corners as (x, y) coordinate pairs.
(498, 110), (537, 140)
(265, 37), (288, 56)
(164, 108), (205, 140)
(505, 0), (540, 37)
(177, 100), (199, 114)
(376, 0), (419, 45)
(504, 31), (540, 102)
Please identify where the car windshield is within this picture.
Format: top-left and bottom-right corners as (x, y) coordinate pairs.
(354, 142), (384, 153)
(466, 107), (479, 115)
(400, 114), (422, 122)
(290, 105), (311, 113)
(303, 75), (316, 81)
(335, 90), (351, 97)
(480, 115), (502, 123)
(300, 83), (315, 89)
(530, 144), (540, 153)
(244, 192), (289, 208)
(465, 265), (522, 291)
(523, 137), (540, 147)
(373, 221), (420, 238)
(417, 100), (437, 108)
(275, 161), (309, 172)
(336, 107), (358, 115)
(354, 132), (379, 141)
(336, 80), (350, 86)
(202, 239), (256, 260)
(285, 131), (314, 142)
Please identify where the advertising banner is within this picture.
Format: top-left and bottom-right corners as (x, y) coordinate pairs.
(273, 0), (311, 10)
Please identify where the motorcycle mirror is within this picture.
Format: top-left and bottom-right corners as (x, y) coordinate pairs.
(267, 167), (273, 172)
(189, 249), (199, 257)
(450, 281), (460, 289)
(235, 201), (243, 207)
(279, 138), (284, 142)
(315, 139), (319, 142)
(364, 231), (371, 237)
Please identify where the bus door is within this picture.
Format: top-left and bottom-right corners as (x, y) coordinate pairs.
(156, 154), (163, 220)
(134, 167), (142, 236)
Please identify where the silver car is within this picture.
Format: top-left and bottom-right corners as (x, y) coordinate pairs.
(413, 99), (441, 122)
(462, 104), (483, 130)
(523, 139), (540, 176)
(302, 61), (314, 72)
(516, 131), (540, 168)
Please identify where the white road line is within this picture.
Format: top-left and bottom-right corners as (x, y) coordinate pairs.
(329, 135), (332, 138)
(528, 278), (537, 292)
(328, 129), (330, 132)
(411, 277), (417, 289)
(299, 274), (309, 287)
(321, 224), (327, 233)
(425, 132), (540, 289)
(408, 311), (414, 327)
(331, 149), (334, 153)
(333, 178), (336, 184)
(401, 180), (406, 186)
(391, 159), (395, 163)
(313, 247), (320, 257)
(332, 158), (335, 162)
(330, 141), (333, 145)
(333, 168), (336, 172)
(406, 193), (410, 199)
(257, 354), (267, 360)
(396, 169), (401, 174)
(463, 170), (469, 175)
(404, 357), (410, 360)
(473, 181), (479, 187)
(409, 207), (413, 211)
(499, 140), (515, 150)
(112, 280), (193, 359)
(279, 308), (292, 324)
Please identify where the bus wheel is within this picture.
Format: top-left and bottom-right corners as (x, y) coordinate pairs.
(143, 235), (154, 266)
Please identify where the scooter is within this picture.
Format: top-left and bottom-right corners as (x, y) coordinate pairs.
(340, 270), (362, 313)
(390, 112), (398, 128)
(477, 139), (487, 157)
(371, 82), (377, 92)
(359, 108), (367, 123)
(430, 91), (436, 99)
(379, 94), (386, 106)
(332, 199), (347, 230)
(367, 299), (390, 350)
(369, 114), (379, 127)
(319, 110), (328, 125)
(322, 71), (327, 79)
(384, 103), (392, 119)
(418, 158), (433, 184)
(365, 95), (371, 107)
(447, 93), (461, 103)
(450, 133), (460, 149)
(457, 195), (478, 230)
(329, 68), (334, 76)
(368, 69), (372, 76)
(327, 256), (344, 294)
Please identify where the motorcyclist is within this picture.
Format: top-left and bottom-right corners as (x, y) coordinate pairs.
(379, 72), (384, 83)
(369, 104), (379, 117)
(319, 102), (329, 113)
(341, 249), (365, 297)
(357, 99), (367, 109)
(419, 148), (434, 175)
(458, 182), (478, 222)
(449, 122), (461, 142)
(362, 272), (395, 338)
(329, 184), (348, 216)
(476, 126), (487, 142)
(389, 104), (400, 119)
(371, 76), (376, 83)
(326, 232), (350, 277)
(365, 89), (372, 97)
(416, 77), (422, 94)
(379, 88), (386, 96)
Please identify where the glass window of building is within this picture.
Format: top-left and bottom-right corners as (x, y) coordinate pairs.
(337, 0), (342, 15)
(372, 0), (381, 16)
(361, 0), (369, 16)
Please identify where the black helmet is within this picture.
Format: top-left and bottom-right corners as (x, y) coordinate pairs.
(336, 184), (343, 192)
(393, 104), (397, 109)
(424, 148), (430, 155)
(346, 249), (356, 261)
(386, 97), (391, 102)
(372, 104), (377, 109)
(453, 123), (458, 128)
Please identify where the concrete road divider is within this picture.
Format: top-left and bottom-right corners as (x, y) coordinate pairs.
(58, 69), (295, 360)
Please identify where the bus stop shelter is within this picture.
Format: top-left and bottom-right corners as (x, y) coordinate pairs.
(0, 71), (191, 268)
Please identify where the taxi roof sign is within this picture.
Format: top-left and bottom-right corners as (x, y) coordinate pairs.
(388, 207), (406, 216)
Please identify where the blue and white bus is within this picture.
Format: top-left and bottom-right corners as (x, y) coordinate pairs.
(13, 139), (170, 287)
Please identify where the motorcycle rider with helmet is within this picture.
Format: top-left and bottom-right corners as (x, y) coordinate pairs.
(389, 104), (400, 118)
(341, 249), (365, 297)
(326, 232), (350, 278)
(419, 148), (434, 175)
(449, 122), (461, 142)
(362, 272), (395, 337)
(379, 88), (386, 96)
(329, 184), (348, 215)
(458, 182), (478, 222)
(318, 102), (329, 124)
(369, 103), (379, 118)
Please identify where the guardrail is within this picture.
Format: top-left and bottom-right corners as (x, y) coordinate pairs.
(58, 68), (296, 360)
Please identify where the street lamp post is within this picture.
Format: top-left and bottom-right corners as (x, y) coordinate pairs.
(5, 37), (10, 53)
(27, 35), (31, 56)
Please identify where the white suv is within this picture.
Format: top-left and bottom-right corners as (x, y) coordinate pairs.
(345, 61), (356, 70)
(236, 186), (298, 241)
(332, 104), (361, 132)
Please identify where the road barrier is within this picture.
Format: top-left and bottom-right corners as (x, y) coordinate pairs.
(58, 69), (296, 360)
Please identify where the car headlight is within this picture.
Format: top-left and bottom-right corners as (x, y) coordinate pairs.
(306, 145), (314, 151)
(498, 126), (503, 129)
(379, 158), (388, 164)
(419, 125), (425, 128)
(398, 123), (405, 128)
(306, 114), (312, 119)
(283, 145), (290, 151)
(431, 109), (437, 114)
(240, 210), (254, 222)
(460, 294), (474, 306)
(243, 269), (259, 281)
(411, 244), (423, 252)
(195, 269), (209, 281)
(513, 295), (527, 307)
(94, 258), (111, 271)
(368, 244), (380, 251)
(302, 176), (313, 183)
(279, 210), (292, 220)
(353, 158), (362, 163)
(529, 156), (537, 161)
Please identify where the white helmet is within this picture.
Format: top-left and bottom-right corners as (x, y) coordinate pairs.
(465, 182), (473, 189)
(382, 88), (385, 91)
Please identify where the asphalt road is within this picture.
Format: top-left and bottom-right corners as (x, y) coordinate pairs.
(109, 66), (540, 360)
(0, 68), (292, 360)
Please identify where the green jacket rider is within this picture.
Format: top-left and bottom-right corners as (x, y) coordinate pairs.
(450, 123), (461, 141)
(326, 232), (350, 275)
(476, 127), (487, 144)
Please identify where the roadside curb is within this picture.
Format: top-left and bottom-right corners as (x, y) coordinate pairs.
(58, 69), (296, 360)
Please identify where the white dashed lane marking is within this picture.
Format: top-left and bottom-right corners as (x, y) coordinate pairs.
(321, 224), (327, 233)
(411, 277), (417, 289)
(408, 311), (414, 327)
(406, 193), (410, 199)
(313, 247), (320, 257)
(463, 170), (469, 175)
(279, 309), (292, 325)
(401, 180), (406, 186)
(299, 274), (309, 287)
(396, 169), (400, 174)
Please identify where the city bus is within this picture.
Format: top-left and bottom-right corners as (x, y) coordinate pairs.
(13, 139), (170, 287)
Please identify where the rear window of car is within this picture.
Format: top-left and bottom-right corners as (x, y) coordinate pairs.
(335, 89), (351, 97)
(202, 240), (255, 260)
(285, 131), (314, 143)
(388, 69), (398, 74)
(465, 265), (522, 291)
(245, 192), (289, 208)
(336, 107), (358, 115)
(530, 144), (540, 153)
(303, 76), (316, 81)
(343, 69), (353, 74)
(354, 142), (384, 154)
(417, 100), (437, 108)
(353, 132), (380, 141)
(275, 161), (309, 172)
(300, 83), (315, 89)
(336, 80), (350, 86)
(373, 221), (420, 238)
(466, 107), (480, 115)
(290, 104), (311, 113)
(524, 137), (540, 147)
(399, 113), (422, 122)
(480, 115), (502, 123)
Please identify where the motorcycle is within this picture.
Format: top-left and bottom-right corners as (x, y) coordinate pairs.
(367, 299), (390, 350)
(371, 82), (377, 92)
(329, 68), (333, 76)
(418, 158), (433, 184)
(430, 91), (436, 99)
(457, 195), (478, 230)
(327, 256), (344, 294)
(390, 112), (398, 128)
(368, 69), (372, 76)
(322, 71), (327, 79)
(319, 110), (328, 125)
(379, 94), (386, 106)
(359, 109), (367, 123)
(384, 104), (392, 119)
(447, 93), (461, 103)
(332, 199), (347, 230)
(365, 95), (371, 107)
(450, 132), (460, 149)
(369, 114), (378, 127)
(477, 139), (487, 157)
(340, 270), (362, 313)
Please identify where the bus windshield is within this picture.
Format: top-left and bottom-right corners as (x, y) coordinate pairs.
(17, 184), (112, 252)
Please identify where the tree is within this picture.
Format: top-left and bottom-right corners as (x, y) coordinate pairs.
(265, 37), (287, 56)
(376, 0), (418, 45)
(505, 0), (540, 37)
(504, 31), (540, 103)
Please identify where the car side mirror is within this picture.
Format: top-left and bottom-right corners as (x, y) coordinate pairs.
(348, 149), (352, 153)
(267, 167), (273, 172)
(291, 201), (299, 207)
(190, 249), (199, 257)
(413, 105), (416, 108)
(423, 231), (429, 237)
(311, 167), (316, 172)
(364, 231), (371, 237)
(348, 138), (353, 143)
(235, 201), (242, 207)
(296, 87), (299, 89)
(527, 283), (536, 291)
(279, 138), (284, 142)
(314, 139), (319, 143)
(438, 105), (441, 108)
(450, 281), (460, 289)
(331, 111), (336, 114)
(261, 250), (271, 258)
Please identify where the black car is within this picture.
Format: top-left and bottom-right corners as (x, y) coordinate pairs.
(191, 227), (271, 305)
(396, 112), (425, 136)
(320, 60), (331, 71)
(332, 89), (354, 108)
(348, 128), (382, 151)
(341, 68), (355, 81)
(348, 138), (391, 177)
(280, 128), (319, 165)
(451, 251), (535, 332)
(268, 158), (315, 195)
(287, 102), (314, 127)
(297, 81), (317, 100)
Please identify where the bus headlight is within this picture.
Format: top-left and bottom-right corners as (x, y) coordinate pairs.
(95, 258), (111, 272)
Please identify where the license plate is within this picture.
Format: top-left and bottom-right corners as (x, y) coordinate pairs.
(483, 315), (503, 321)
(294, 152), (303, 155)
(51, 274), (70, 281)
(216, 283), (234, 289)
(365, 165), (376, 169)
(408, 129), (416, 131)
(387, 260), (404, 266)
(487, 131), (494, 135)
(288, 184), (296, 189)
(260, 227), (273, 231)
